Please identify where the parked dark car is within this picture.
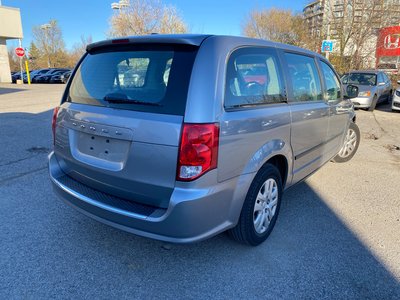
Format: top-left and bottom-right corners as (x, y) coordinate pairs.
(30, 68), (51, 83)
(22, 69), (44, 83)
(35, 69), (70, 83)
(11, 71), (26, 83)
(30, 69), (53, 83)
(60, 71), (71, 84)
(49, 70), (71, 83)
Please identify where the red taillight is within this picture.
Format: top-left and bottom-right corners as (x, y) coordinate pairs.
(177, 123), (219, 181)
(52, 106), (59, 145)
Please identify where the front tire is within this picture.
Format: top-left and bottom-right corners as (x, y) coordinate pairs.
(368, 95), (378, 111)
(228, 164), (282, 246)
(332, 122), (360, 163)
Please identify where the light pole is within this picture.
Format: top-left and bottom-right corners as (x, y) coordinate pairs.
(326, 24), (331, 60)
(111, 0), (129, 12)
(40, 23), (52, 68)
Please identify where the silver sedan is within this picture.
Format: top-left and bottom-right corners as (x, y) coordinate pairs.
(342, 71), (393, 111)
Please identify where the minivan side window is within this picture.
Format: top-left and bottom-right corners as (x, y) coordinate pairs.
(284, 53), (322, 102)
(225, 48), (285, 109)
(320, 61), (341, 102)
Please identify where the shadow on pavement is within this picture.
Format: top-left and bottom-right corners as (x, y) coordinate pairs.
(375, 102), (395, 113)
(0, 87), (26, 95)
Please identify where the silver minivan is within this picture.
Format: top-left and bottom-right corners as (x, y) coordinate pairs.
(49, 34), (360, 245)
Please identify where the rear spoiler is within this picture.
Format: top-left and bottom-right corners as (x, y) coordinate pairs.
(86, 34), (212, 52)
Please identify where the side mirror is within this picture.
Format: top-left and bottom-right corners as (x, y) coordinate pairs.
(378, 82), (385, 86)
(345, 84), (358, 99)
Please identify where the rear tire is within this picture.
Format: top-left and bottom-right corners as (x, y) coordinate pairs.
(228, 164), (282, 246)
(332, 122), (360, 163)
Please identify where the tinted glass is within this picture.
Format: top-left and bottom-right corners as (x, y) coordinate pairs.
(225, 47), (285, 108)
(341, 74), (348, 84)
(285, 53), (322, 102)
(116, 57), (150, 88)
(320, 61), (341, 101)
(377, 73), (384, 83)
(67, 45), (198, 115)
(377, 63), (396, 69)
(382, 73), (389, 82)
(345, 73), (377, 86)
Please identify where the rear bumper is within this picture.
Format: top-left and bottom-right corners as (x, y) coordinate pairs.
(48, 151), (251, 243)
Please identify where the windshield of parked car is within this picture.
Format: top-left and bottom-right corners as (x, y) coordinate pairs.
(341, 73), (377, 86)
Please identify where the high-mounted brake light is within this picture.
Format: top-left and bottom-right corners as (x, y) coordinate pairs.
(112, 39), (129, 44)
(177, 123), (219, 181)
(52, 106), (60, 145)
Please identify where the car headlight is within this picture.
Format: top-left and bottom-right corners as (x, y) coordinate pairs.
(395, 90), (400, 97)
(358, 91), (371, 97)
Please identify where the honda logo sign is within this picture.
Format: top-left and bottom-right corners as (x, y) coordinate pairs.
(384, 34), (400, 49)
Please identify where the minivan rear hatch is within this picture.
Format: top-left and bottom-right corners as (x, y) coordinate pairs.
(54, 41), (200, 209)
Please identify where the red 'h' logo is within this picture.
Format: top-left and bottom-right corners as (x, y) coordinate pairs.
(384, 34), (400, 49)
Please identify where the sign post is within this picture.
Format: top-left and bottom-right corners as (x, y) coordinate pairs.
(24, 48), (31, 85)
(15, 45), (25, 84)
(321, 40), (334, 52)
(321, 40), (334, 60)
(25, 61), (31, 84)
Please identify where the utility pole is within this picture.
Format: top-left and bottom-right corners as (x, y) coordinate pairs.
(18, 39), (23, 84)
(40, 24), (52, 68)
(326, 24), (331, 60)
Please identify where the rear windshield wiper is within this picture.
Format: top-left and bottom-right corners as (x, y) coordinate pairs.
(103, 94), (161, 106)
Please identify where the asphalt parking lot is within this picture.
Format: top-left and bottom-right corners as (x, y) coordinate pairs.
(1, 84), (399, 299)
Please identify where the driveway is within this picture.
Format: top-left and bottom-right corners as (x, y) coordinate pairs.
(0, 84), (399, 299)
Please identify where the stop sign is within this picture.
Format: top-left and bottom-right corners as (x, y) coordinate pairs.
(15, 47), (25, 57)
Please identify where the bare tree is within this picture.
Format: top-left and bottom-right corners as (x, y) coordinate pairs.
(68, 35), (93, 67)
(32, 20), (67, 68)
(159, 6), (187, 34)
(109, 0), (187, 37)
(7, 48), (20, 72)
(27, 42), (42, 70)
(242, 8), (312, 48)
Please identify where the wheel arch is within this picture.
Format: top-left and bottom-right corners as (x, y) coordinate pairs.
(240, 139), (293, 189)
(263, 155), (288, 188)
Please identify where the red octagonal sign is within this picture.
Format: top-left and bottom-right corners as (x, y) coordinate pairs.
(15, 47), (25, 57)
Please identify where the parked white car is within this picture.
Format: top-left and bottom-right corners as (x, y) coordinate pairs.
(392, 80), (400, 112)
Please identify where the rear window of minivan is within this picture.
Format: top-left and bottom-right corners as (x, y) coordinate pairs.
(66, 45), (198, 115)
